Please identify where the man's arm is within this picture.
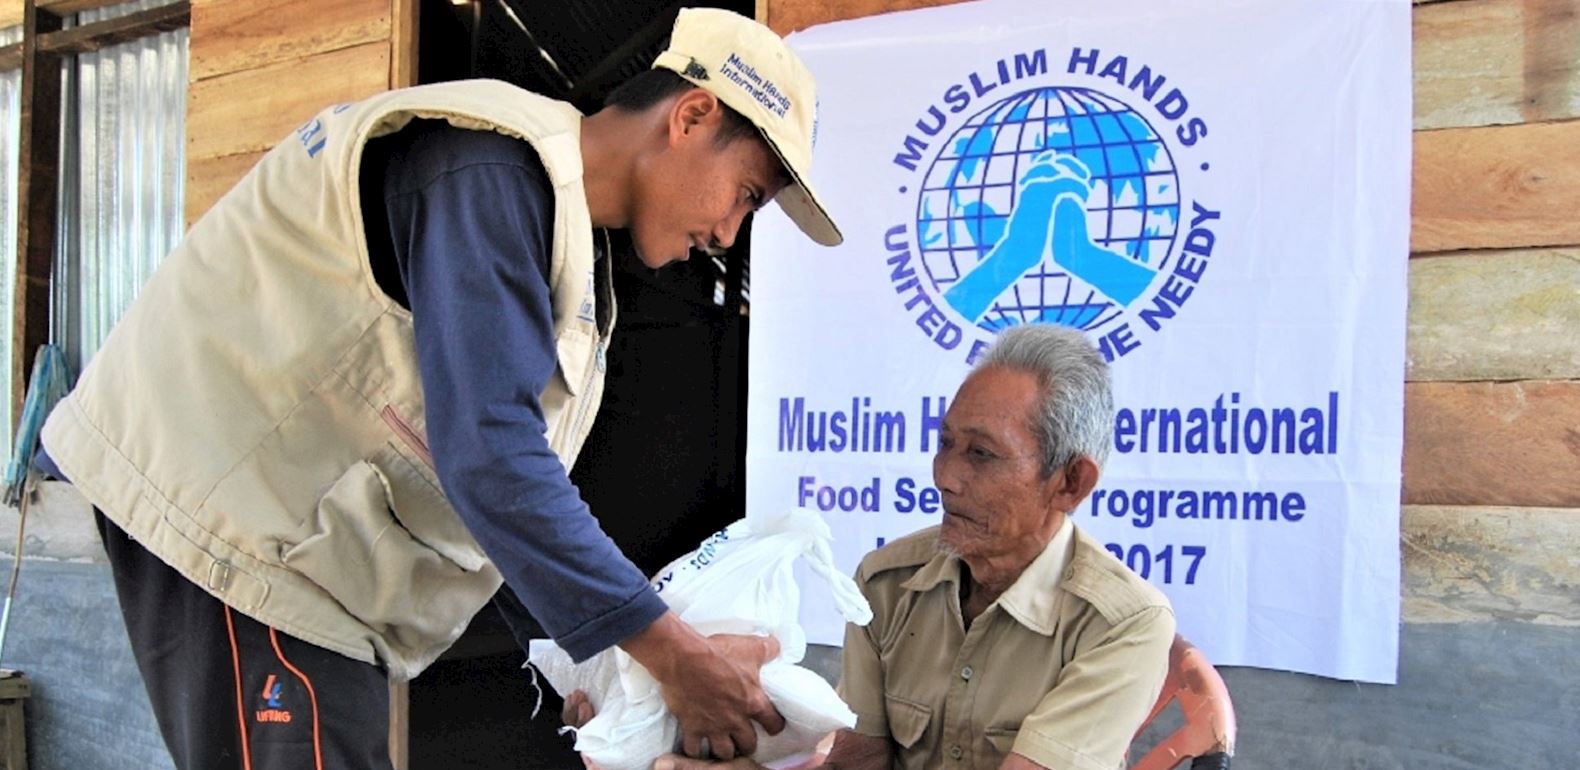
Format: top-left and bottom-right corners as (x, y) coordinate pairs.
(821, 730), (893, 770)
(378, 122), (779, 756)
(384, 122), (664, 659)
(1004, 605), (1175, 770)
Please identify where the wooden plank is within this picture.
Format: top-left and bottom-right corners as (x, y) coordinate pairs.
(37, 0), (128, 16)
(1412, 120), (1580, 253)
(189, 0), (389, 82)
(761, 0), (968, 35)
(1403, 505), (1580, 625)
(13, 0), (64, 431)
(1403, 381), (1580, 507)
(1414, 0), (1580, 130)
(36, 0), (187, 56)
(390, 0), (416, 88)
(389, 677), (408, 770)
(184, 149), (263, 226)
(1407, 247), (1580, 381)
(186, 40), (389, 161)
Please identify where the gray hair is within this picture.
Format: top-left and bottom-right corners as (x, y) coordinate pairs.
(976, 324), (1114, 474)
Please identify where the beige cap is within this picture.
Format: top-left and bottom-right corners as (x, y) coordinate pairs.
(653, 8), (843, 246)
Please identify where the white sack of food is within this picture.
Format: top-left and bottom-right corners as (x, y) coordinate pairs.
(529, 508), (873, 770)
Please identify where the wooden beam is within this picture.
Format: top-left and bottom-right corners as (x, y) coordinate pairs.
(35, 0), (129, 17)
(1407, 247), (1580, 382)
(0, 42), (17, 71)
(189, 0), (390, 83)
(1412, 119), (1580, 253)
(388, 677), (408, 770)
(1403, 381), (1580, 507)
(1, 0), (132, 30)
(1414, 0), (1580, 130)
(34, 0), (187, 56)
(13, 0), (63, 429)
(390, 0), (417, 89)
(1403, 505), (1580, 625)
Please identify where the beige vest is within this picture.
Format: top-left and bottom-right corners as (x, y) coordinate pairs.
(41, 81), (614, 680)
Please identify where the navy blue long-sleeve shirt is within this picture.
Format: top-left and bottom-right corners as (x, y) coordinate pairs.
(361, 120), (666, 662)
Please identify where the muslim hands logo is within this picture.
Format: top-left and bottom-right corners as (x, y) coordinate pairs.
(919, 87), (1178, 332)
(882, 48), (1223, 365)
(941, 149), (1160, 324)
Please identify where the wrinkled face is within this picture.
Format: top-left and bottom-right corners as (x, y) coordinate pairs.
(934, 366), (1064, 564)
(629, 91), (788, 269)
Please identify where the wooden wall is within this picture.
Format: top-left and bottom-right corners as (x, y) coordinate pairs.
(759, 0), (1580, 631)
(184, 0), (417, 223)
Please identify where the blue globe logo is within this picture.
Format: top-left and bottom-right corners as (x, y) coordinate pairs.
(915, 87), (1181, 333)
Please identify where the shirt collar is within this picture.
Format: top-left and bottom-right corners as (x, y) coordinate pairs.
(899, 517), (1076, 636)
(996, 516), (1074, 635)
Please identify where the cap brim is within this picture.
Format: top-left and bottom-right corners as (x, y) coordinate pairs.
(757, 128), (843, 247)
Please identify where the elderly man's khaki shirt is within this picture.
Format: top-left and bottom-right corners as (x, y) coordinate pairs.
(840, 520), (1174, 770)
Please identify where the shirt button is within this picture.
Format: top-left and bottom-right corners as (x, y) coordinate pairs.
(949, 745), (964, 760)
(960, 665), (974, 681)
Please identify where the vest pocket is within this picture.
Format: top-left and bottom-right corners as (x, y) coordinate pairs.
(280, 458), (488, 652)
(371, 443), (488, 572)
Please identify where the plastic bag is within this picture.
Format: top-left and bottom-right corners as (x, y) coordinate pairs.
(528, 508), (873, 770)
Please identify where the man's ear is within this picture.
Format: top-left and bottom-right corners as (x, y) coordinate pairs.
(667, 88), (722, 147)
(1049, 455), (1100, 512)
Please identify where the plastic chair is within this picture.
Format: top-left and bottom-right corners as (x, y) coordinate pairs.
(1129, 635), (1236, 770)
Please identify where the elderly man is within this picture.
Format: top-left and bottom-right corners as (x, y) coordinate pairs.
(646, 324), (1174, 770)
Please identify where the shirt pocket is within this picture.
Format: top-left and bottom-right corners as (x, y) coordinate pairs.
(984, 726), (1019, 757)
(883, 693), (934, 750)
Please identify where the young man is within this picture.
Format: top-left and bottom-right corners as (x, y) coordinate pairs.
(38, 9), (840, 769)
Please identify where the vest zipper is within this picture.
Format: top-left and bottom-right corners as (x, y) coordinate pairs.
(380, 405), (435, 470)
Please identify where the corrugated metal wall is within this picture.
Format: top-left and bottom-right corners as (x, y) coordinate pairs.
(52, 0), (187, 373)
(0, 25), (22, 465)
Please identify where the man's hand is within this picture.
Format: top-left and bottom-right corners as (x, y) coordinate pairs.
(621, 612), (787, 760)
(562, 689), (595, 729)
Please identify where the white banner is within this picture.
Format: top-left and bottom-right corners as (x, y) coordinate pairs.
(747, 0), (1410, 683)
